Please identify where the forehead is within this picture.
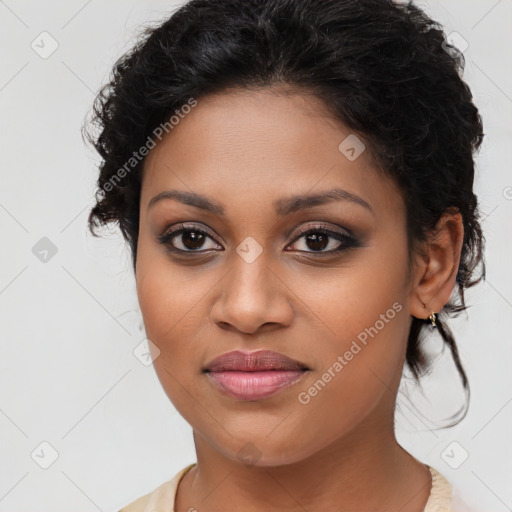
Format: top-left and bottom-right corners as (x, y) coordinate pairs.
(141, 87), (404, 221)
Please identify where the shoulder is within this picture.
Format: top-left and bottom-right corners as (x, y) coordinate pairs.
(118, 463), (196, 512)
(425, 465), (479, 512)
(424, 465), (453, 512)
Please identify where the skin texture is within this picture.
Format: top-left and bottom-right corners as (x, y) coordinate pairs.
(135, 86), (464, 512)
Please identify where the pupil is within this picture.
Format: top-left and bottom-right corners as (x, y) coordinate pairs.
(183, 231), (205, 249)
(306, 233), (328, 251)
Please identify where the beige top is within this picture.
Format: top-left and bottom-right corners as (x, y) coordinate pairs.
(118, 464), (471, 512)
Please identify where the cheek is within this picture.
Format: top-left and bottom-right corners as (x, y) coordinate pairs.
(135, 237), (223, 415)
(137, 270), (203, 367)
(288, 242), (410, 425)
(290, 303), (408, 458)
(136, 266), (205, 422)
(136, 234), (205, 342)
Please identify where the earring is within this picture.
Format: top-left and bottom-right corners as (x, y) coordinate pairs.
(428, 311), (437, 328)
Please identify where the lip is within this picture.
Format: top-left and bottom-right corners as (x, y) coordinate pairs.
(203, 350), (309, 401)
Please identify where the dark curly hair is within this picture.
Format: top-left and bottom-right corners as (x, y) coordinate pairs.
(84, 0), (485, 423)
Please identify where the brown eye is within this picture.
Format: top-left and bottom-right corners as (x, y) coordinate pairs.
(302, 232), (329, 251)
(179, 230), (207, 250)
(158, 224), (222, 253)
(287, 226), (360, 255)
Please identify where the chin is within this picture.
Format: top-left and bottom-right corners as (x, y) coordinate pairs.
(208, 430), (324, 469)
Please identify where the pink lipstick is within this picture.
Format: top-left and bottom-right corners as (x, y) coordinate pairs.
(203, 350), (309, 400)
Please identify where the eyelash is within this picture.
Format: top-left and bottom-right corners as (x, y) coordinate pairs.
(157, 222), (360, 257)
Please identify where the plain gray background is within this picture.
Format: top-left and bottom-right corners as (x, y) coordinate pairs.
(1, 1), (511, 510)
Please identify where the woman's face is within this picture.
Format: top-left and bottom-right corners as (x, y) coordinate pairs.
(136, 87), (418, 466)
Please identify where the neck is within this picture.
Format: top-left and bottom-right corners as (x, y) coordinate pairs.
(175, 410), (432, 512)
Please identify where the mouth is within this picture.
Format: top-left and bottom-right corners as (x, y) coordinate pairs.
(203, 350), (310, 401)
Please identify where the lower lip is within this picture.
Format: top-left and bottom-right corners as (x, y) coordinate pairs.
(206, 370), (307, 400)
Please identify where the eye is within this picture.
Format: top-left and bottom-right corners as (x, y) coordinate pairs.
(287, 225), (358, 254)
(158, 223), (222, 253)
(158, 222), (360, 256)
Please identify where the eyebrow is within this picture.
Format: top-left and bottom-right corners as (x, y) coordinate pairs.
(147, 188), (373, 216)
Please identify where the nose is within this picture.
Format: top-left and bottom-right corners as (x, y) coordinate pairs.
(209, 256), (294, 335)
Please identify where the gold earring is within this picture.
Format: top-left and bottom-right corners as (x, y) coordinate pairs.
(428, 311), (437, 327)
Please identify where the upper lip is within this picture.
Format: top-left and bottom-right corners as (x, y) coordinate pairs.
(203, 350), (309, 372)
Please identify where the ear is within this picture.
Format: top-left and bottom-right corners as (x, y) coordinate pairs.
(409, 208), (464, 321)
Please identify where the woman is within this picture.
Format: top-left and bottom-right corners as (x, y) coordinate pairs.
(85, 0), (485, 510)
